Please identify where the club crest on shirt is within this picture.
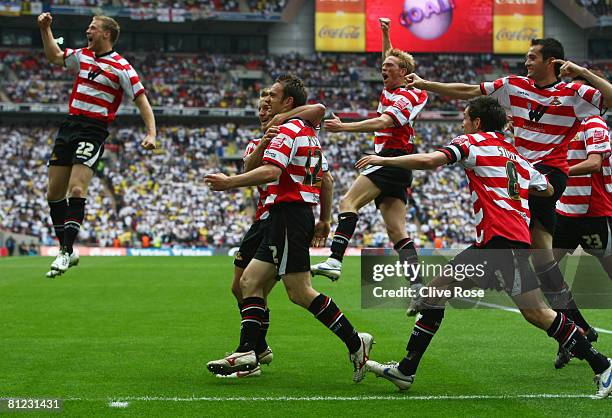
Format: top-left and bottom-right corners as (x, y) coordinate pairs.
(394, 97), (409, 110)
(549, 97), (562, 106)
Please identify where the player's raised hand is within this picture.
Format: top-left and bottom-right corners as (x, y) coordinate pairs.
(205, 173), (232, 191)
(379, 17), (390, 32)
(261, 126), (279, 145)
(405, 73), (426, 89)
(323, 113), (344, 132)
(312, 221), (331, 247)
(37, 12), (52, 29)
(553, 59), (585, 79)
(355, 155), (384, 170)
(140, 134), (157, 150)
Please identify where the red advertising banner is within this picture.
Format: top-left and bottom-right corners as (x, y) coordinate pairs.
(365, 0), (493, 53)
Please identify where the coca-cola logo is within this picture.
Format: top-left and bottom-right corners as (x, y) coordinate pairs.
(318, 25), (361, 39)
(496, 27), (539, 41)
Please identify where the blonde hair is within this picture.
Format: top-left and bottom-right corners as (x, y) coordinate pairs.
(94, 15), (120, 45)
(259, 88), (271, 98)
(386, 48), (415, 74)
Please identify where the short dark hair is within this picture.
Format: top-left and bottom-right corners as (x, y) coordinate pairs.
(275, 74), (307, 108)
(530, 38), (564, 77)
(466, 97), (507, 132)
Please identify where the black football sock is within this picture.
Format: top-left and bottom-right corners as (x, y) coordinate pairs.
(536, 261), (569, 309)
(330, 212), (358, 262)
(308, 294), (361, 353)
(398, 308), (445, 376)
(237, 297), (265, 353)
(256, 308), (270, 355)
(63, 197), (86, 254)
(48, 199), (67, 246)
(394, 238), (420, 284)
(547, 312), (609, 374)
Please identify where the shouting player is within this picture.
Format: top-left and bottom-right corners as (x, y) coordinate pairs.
(38, 13), (156, 277)
(405, 38), (612, 358)
(205, 75), (373, 381)
(224, 89), (327, 377)
(311, 17), (427, 295)
(553, 75), (611, 368)
(357, 97), (612, 399)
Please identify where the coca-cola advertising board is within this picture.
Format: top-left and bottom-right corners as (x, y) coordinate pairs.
(315, 0), (366, 51)
(365, 0), (493, 53)
(493, 0), (543, 53)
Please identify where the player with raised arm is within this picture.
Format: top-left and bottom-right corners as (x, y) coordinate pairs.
(38, 13), (156, 277)
(311, 18), (427, 298)
(405, 38), (612, 357)
(222, 89), (328, 378)
(205, 75), (373, 382)
(357, 97), (612, 399)
(552, 75), (612, 369)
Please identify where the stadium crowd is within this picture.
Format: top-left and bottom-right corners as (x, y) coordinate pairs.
(0, 121), (474, 249)
(1, 50), (502, 111)
(48, 0), (286, 14)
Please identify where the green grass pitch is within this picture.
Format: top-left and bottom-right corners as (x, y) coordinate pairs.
(1, 256), (611, 417)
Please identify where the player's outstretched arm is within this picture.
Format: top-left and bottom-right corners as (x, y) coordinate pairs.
(324, 112), (394, 133)
(380, 17), (392, 60)
(38, 13), (63, 66)
(264, 104), (326, 131)
(312, 171), (333, 247)
(356, 151), (450, 170)
(554, 59), (612, 109)
(134, 94), (157, 150)
(205, 163), (282, 191)
(244, 126), (279, 172)
(405, 73), (482, 100)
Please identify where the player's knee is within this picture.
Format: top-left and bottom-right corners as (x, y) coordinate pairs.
(239, 273), (257, 296)
(68, 185), (85, 198)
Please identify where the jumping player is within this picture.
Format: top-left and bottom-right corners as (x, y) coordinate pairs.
(357, 97), (612, 399)
(38, 13), (156, 277)
(312, 17), (427, 302)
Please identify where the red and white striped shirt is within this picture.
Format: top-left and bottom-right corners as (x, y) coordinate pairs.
(243, 138), (270, 221)
(375, 87), (428, 154)
(64, 48), (145, 123)
(481, 76), (603, 174)
(556, 116), (612, 217)
(262, 118), (329, 206)
(438, 131), (549, 246)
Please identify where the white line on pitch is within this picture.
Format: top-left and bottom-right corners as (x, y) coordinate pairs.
(464, 299), (612, 335)
(46, 394), (594, 402)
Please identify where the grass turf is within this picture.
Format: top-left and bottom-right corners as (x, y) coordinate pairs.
(0, 256), (610, 417)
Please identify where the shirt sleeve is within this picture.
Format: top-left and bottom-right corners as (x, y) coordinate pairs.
(528, 165), (549, 191)
(583, 116), (611, 156)
(262, 126), (295, 169)
(383, 90), (426, 127)
(63, 48), (81, 73)
(437, 135), (471, 164)
(119, 63), (146, 100)
(573, 84), (604, 119)
(321, 154), (329, 172)
(243, 140), (258, 161)
(480, 76), (511, 110)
